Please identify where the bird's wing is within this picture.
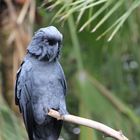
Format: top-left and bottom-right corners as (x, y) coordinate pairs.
(15, 60), (34, 140)
(58, 62), (67, 95)
(15, 61), (24, 106)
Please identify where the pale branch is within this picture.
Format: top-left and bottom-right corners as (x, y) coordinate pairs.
(48, 109), (129, 140)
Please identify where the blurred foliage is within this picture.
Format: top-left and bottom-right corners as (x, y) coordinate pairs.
(46, 0), (140, 41)
(0, 0), (140, 140)
(0, 94), (27, 140)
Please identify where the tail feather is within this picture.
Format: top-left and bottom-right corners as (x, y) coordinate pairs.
(33, 118), (63, 140)
(26, 102), (34, 140)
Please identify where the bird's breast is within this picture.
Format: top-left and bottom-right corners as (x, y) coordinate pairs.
(31, 64), (64, 100)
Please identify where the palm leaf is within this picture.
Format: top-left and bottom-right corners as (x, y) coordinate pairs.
(44, 0), (140, 40)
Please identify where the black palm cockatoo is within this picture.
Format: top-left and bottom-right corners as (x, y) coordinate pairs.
(15, 26), (68, 140)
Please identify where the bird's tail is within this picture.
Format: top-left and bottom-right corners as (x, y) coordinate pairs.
(33, 118), (63, 140)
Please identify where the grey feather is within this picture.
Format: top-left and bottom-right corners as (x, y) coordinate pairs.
(15, 26), (68, 140)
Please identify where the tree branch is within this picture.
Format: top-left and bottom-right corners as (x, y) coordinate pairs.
(48, 109), (129, 140)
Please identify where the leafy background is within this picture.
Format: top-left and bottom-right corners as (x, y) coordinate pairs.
(0, 0), (140, 140)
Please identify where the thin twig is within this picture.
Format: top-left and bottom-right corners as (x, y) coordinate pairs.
(17, 0), (30, 25)
(48, 109), (129, 140)
(85, 72), (140, 125)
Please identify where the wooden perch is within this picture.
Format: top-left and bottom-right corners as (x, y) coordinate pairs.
(48, 109), (129, 140)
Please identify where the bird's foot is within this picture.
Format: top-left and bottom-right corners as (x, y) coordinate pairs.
(43, 106), (51, 115)
(58, 108), (69, 116)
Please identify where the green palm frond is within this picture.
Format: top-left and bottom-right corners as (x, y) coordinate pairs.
(0, 95), (27, 140)
(45, 0), (140, 40)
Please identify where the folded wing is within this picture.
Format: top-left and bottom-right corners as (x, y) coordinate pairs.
(15, 60), (34, 140)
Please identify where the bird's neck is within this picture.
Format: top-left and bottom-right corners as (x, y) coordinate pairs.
(25, 53), (57, 64)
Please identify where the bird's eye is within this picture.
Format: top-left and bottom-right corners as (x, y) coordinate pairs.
(48, 39), (56, 46)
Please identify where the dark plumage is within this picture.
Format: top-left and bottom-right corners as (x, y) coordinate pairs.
(15, 26), (68, 140)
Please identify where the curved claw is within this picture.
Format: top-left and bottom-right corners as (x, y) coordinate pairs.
(58, 108), (69, 116)
(43, 106), (51, 115)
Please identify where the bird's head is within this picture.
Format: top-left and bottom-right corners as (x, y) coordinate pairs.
(27, 26), (63, 62)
